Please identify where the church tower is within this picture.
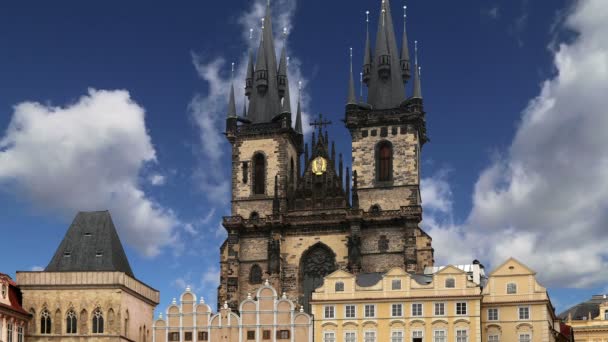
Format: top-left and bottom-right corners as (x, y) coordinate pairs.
(219, 0), (433, 313)
(345, 0), (433, 274)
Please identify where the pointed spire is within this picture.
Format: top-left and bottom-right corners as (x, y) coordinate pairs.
(400, 4), (411, 82)
(278, 28), (289, 98)
(374, 3), (391, 78)
(366, 0), (406, 109)
(412, 40), (422, 99)
(345, 167), (351, 205)
(248, 4), (282, 123)
(339, 153), (344, 182)
(242, 96), (247, 118)
(227, 62), (237, 118)
(347, 47), (357, 105)
(294, 81), (303, 134)
(245, 29), (255, 98)
(362, 10), (372, 85)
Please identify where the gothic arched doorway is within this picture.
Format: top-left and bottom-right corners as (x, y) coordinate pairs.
(299, 243), (337, 313)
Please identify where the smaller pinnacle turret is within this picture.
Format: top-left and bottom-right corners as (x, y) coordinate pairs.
(294, 81), (303, 134)
(227, 62), (237, 118)
(245, 29), (255, 98)
(362, 10), (372, 85)
(412, 40), (422, 99)
(400, 5), (411, 82)
(347, 47), (357, 105)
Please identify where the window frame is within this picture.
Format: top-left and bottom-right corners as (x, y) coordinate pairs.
(40, 309), (51, 334)
(433, 329), (447, 342)
(507, 282), (517, 294)
(17, 326), (23, 342)
(364, 304), (376, 318)
(324, 331), (336, 342)
(518, 306), (530, 320)
(92, 308), (104, 334)
(391, 303), (403, 317)
(364, 330), (377, 342)
(456, 328), (469, 342)
(391, 329), (404, 342)
(345, 304), (356, 319)
(252, 152), (266, 195)
(375, 140), (394, 183)
(488, 335), (500, 342)
(445, 278), (455, 288)
(392, 279), (402, 290)
(518, 333), (531, 342)
(344, 331), (357, 342)
(456, 302), (468, 316)
(66, 309), (78, 334)
(487, 308), (499, 321)
(335, 281), (345, 292)
(7, 322), (13, 342)
(324, 305), (335, 319)
(411, 303), (423, 317)
(434, 302), (445, 316)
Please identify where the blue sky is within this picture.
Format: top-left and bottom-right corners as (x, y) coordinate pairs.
(1, 0), (607, 315)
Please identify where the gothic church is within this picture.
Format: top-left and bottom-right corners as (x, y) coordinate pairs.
(219, 0), (433, 312)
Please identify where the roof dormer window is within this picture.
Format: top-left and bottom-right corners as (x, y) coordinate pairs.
(64, 252), (71, 257)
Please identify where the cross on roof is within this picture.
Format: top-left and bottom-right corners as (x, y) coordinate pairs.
(310, 113), (332, 134)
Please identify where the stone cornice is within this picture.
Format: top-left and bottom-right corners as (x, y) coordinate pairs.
(16, 271), (159, 306)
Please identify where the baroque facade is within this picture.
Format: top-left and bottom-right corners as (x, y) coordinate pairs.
(153, 281), (312, 342)
(219, 0), (433, 313)
(16, 211), (160, 342)
(558, 294), (608, 341)
(0, 273), (30, 342)
(312, 258), (570, 342)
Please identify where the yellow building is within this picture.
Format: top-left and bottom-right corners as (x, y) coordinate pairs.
(481, 258), (565, 342)
(153, 280), (312, 342)
(311, 266), (483, 342)
(558, 294), (608, 342)
(312, 258), (568, 342)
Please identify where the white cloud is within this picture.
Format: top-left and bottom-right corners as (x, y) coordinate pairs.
(149, 173), (166, 186)
(0, 89), (180, 257)
(425, 0), (608, 288)
(30, 266), (44, 271)
(189, 0), (312, 205)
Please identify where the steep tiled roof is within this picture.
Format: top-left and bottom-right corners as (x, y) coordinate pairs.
(45, 211), (134, 277)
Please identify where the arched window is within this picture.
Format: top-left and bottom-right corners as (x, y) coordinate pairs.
(376, 141), (393, 182)
(253, 153), (266, 195)
(249, 264), (263, 284)
(335, 282), (345, 292)
(370, 205), (381, 214)
(66, 310), (77, 334)
(92, 308), (104, 334)
(124, 310), (129, 337)
(507, 283), (517, 294)
(445, 278), (455, 288)
(250, 212), (260, 221)
(40, 309), (51, 334)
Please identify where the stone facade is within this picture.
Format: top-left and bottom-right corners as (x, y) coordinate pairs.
(153, 281), (312, 342)
(218, 0), (434, 314)
(16, 271), (159, 342)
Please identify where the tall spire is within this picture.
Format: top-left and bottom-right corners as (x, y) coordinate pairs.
(400, 4), (411, 82)
(278, 28), (288, 98)
(412, 40), (422, 99)
(282, 56), (292, 114)
(362, 10), (372, 85)
(245, 28), (255, 98)
(347, 47), (357, 105)
(227, 62), (237, 118)
(294, 81), (303, 134)
(247, 3), (282, 123)
(366, 0), (406, 109)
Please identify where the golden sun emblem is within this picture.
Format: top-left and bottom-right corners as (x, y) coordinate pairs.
(312, 157), (327, 175)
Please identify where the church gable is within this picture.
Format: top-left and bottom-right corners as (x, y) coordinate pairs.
(290, 116), (349, 211)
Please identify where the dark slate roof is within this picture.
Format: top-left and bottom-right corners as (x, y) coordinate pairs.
(45, 211), (134, 277)
(558, 295), (608, 320)
(356, 272), (384, 287)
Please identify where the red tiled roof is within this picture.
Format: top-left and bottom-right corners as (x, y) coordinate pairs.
(0, 273), (30, 316)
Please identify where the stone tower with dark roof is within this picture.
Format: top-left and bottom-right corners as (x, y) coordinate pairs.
(219, 0), (433, 313)
(17, 211), (159, 341)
